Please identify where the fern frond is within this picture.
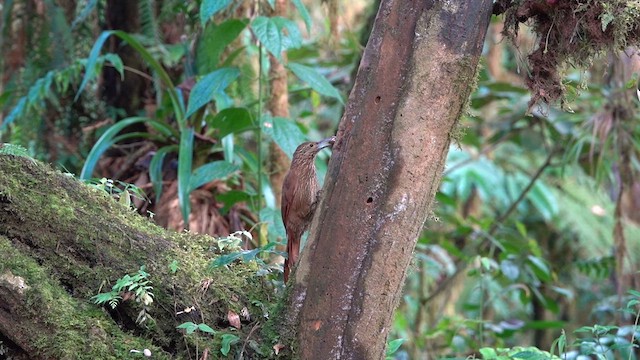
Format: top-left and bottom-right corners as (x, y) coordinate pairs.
(0, 143), (32, 158)
(0, 54), (122, 131)
(138, 0), (160, 43)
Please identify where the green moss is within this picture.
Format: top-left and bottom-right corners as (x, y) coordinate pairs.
(0, 236), (168, 359)
(0, 156), (279, 358)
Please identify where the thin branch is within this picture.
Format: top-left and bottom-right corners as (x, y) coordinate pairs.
(489, 145), (560, 233)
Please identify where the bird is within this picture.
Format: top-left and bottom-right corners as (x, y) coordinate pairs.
(281, 136), (336, 282)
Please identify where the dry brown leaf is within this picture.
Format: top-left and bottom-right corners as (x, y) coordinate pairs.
(227, 310), (241, 329)
(273, 343), (285, 355)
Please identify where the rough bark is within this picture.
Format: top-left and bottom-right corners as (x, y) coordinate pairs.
(285, 0), (493, 358)
(0, 155), (270, 359)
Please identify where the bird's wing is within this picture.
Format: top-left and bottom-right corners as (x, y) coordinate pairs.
(281, 172), (295, 232)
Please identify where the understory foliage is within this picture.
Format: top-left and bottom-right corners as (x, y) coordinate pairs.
(1, 0), (640, 358)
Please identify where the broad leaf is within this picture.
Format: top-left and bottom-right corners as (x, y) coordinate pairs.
(251, 16), (282, 59)
(288, 62), (343, 103)
(220, 334), (239, 355)
(259, 207), (286, 243)
(189, 161), (239, 192)
(207, 107), (254, 138)
(196, 19), (248, 74)
(291, 0), (312, 34)
(200, 0), (233, 25)
(261, 116), (307, 159)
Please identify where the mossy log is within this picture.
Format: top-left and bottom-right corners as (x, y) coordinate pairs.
(0, 155), (273, 359)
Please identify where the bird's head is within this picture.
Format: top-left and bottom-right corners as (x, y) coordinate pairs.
(291, 136), (336, 162)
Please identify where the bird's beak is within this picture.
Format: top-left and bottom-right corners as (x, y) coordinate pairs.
(317, 136), (336, 150)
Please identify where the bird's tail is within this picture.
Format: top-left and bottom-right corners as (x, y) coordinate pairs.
(284, 232), (300, 282)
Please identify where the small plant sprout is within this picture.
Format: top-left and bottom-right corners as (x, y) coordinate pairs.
(91, 266), (154, 325)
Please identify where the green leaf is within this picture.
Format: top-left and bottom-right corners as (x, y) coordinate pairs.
(259, 207), (286, 243)
(186, 68), (240, 118)
(527, 181), (558, 221)
(189, 160), (239, 192)
(217, 190), (253, 214)
(0, 90), (12, 109)
(221, 134), (234, 163)
(196, 19), (248, 74)
(207, 107), (255, 138)
(198, 323), (216, 334)
(291, 0), (312, 34)
(200, 0), (233, 24)
(510, 351), (541, 359)
(288, 62), (343, 103)
(211, 252), (245, 267)
(177, 322), (198, 334)
(220, 334), (239, 355)
(178, 128), (194, 229)
(479, 348), (498, 358)
(80, 117), (164, 179)
(272, 17), (302, 50)
(0, 143), (31, 158)
(252, 16), (282, 59)
(1, 97), (26, 130)
(104, 53), (124, 80)
(500, 259), (520, 280)
(628, 289), (640, 298)
(386, 338), (406, 356)
(526, 255), (552, 282)
(76, 30), (184, 127)
(71, 0), (98, 29)
(524, 320), (565, 330)
(210, 248), (261, 268)
(262, 116), (307, 158)
(169, 260), (179, 274)
(75, 31), (113, 101)
(149, 145), (178, 203)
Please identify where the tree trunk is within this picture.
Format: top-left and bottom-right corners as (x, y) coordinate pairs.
(284, 0), (493, 358)
(0, 155), (269, 359)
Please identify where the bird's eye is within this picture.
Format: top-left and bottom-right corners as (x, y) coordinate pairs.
(309, 144), (314, 147)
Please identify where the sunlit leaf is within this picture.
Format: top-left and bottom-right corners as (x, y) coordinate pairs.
(386, 338), (406, 357)
(252, 16), (282, 59)
(200, 0), (233, 25)
(272, 17), (302, 50)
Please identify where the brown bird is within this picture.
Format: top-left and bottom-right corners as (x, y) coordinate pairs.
(281, 136), (336, 282)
